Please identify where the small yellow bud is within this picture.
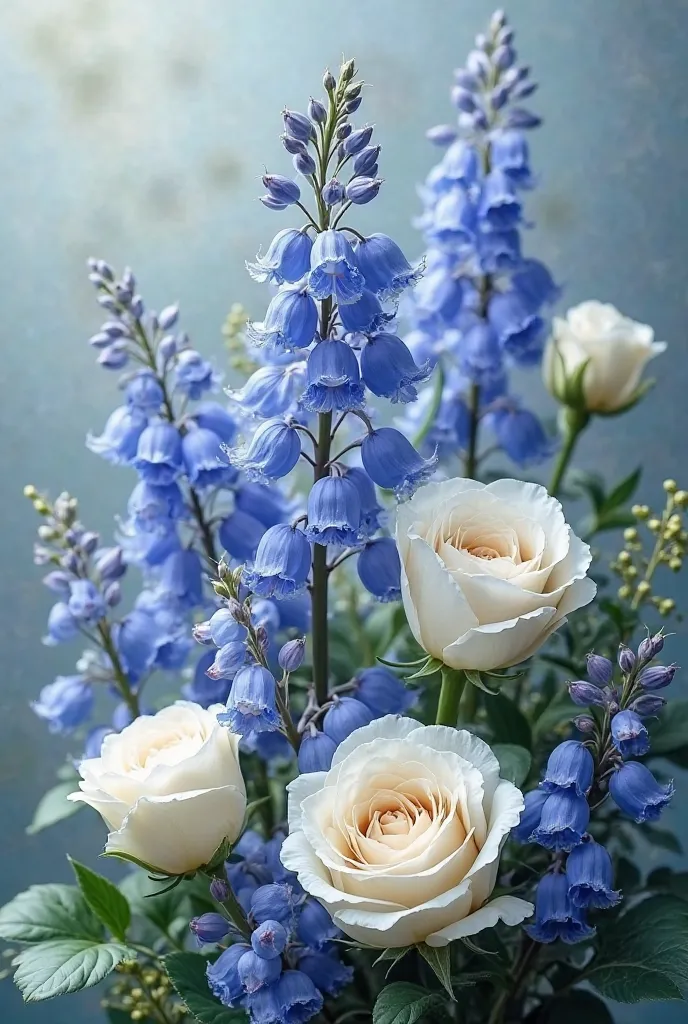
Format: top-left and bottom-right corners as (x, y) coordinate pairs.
(674, 490), (688, 507)
(131, 1012), (145, 1022)
(624, 527), (639, 543)
(23, 484), (38, 499)
(648, 518), (661, 532)
(636, 580), (652, 598)
(669, 557), (682, 571)
(625, 565), (638, 578)
(663, 479), (678, 493)
(32, 499), (50, 515)
(659, 598), (676, 616)
(618, 585), (632, 600)
(617, 550), (632, 565)
(632, 503), (650, 519)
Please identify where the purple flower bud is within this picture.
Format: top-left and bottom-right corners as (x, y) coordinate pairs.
(308, 97), (327, 124)
(629, 693), (666, 717)
(251, 884), (294, 926)
(262, 173), (300, 206)
(454, 68), (478, 90)
(345, 176), (382, 205)
(210, 877), (230, 902)
(89, 331), (114, 349)
(569, 681), (607, 708)
(323, 70), (336, 92)
(190, 913), (230, 945)
(336, 123), (352, 140)
(586, 653), (613, 686)
(260, 195), (289, 211)
(618, 645), (636, 674)
(541, 740), (594, 798)
(42, 570), (73, 595)
(158, 303), (179, 330)
(638, 633), (665, 661)
(281, 133), (307, 156)
(573, 716), (596, 734)
(343, 125), (374, 155)
(158, 334), (177, 364)
(282, 109), (314, 142)
(278, 638), (306, 674)
(103, 581), (121, 607)
(251, 920), (288, 960)
(493, 44), (515, 71)
(638, 664), (678, 691)
(451, 86), (477, 112)
(321, 178), (345, 206)
(293, 150), (316, 176)
(344, 96), (362, 113)
(426, 124), (458, 146)
(505, 107), (542, 130)
(98, 342), (129, 369)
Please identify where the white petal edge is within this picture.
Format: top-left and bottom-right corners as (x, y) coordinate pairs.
(424, 895), (534, 946)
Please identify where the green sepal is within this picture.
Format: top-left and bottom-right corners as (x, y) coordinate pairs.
(465, 669), (500, 695)
(406, 657), (443, 680)
(417, 942), (454, 1000)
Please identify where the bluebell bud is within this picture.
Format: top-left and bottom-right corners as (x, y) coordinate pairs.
(281, 133), (307, 156)
(278, 638), (306, 674)
(532, 792), (590, 852)
(238, 949), (281, 993)
(344, 96), (362, 113)
(617, 645), (636, 674)
(262, 173), (300, 206)
(209, 607), (247, 647)
(512, 788), (548, 843)
(103, 581), (121, 607)
(250, 884), (293, 928)
(243, 524), (311, 599)
(629, 693), (666, 717)
(251, 920), (288, 960)
(298, 725), (337, 773)
(308, 97), (327, 123)
(210, 877), (231, 902)
(206, 641), (247, 681)
(357, 538), (402, 603)
(157, 334), (177, 364)
(566, 838), (621, 910)
(321, 178), (345, 206)
(293, 150), (316, 176)
(89, 331), (116, 348)
(355, 666), (417, 716)
(541, 740), (594, 798)
(343, 125), (374, 155)
(189, 913), (230, 945)
(353, 145), (381, 176)
(505, 107), (542, 130)
(323, 696), (374, 745)
(282, 109), (314, 142)
(573, 716), (596, 734)
(451, 86), (477, 112)
(586, 653), (613, 686)
(493, 44), (515, 71)
(638, 664), (678, 690)
(157, 303), (179, 330)
(611, 710), (649, 758)
(638, 633), (665, 661)
(454, 68), (479, 90)
(568, 681), (607, 708)
(426, 124), (457, 146)
(98, 342), (128, 369)
(345, 176), (382, 205)
(609, 761), (674, 823)
(323, 70), (336, 92)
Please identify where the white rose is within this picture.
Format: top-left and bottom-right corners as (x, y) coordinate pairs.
(69, 701), (246, 876)
(396, 478), (596, 671)
(281, 716), (532, 948)
(543, 300), (666, 413)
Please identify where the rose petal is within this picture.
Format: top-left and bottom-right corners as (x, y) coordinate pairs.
(425, 895), (534, 946)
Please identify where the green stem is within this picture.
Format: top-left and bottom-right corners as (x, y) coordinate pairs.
(97, 622), (140, 718)
(205, 869), (251, 940)
(275, 682), (301, 751)
(436, 667), (467, 727)
(549, 407), (590, 498)
(463, 381), (481, 480)
(311, 409), (333, 708)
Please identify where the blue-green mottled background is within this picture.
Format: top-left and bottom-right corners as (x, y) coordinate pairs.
(1, 0), (687, 1019)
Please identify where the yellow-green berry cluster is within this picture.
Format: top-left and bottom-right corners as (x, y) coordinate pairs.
(105, 962), (185, 1022)
(222, 303), (256, 374)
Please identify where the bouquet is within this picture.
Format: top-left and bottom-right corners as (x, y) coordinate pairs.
(3, 11), (687, 1024)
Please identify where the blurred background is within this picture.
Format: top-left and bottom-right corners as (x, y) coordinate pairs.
(1, 0), (687, 1019)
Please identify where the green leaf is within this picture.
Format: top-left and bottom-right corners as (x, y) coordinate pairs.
(484, 693), (532, 750)
(373, 981), (444, 1024)
(647, 868), (688, 901)
(603, 467), (642, 512)
(417, 943), (454, 1000)
(586, 895), (688, 1002)
(120, 870), (194, 938)
(640, 825), (683, 855)
(493, 744), (532, 787)
(649, 701), (688, 755)
(26, 782), (83, 835)
(591, 510), (637, 533)
(12, 939), (135, 1002)
(464, 669), (501, 695)
(165, 951), (245, 1023)
(0, 884), (102, 944)
(69, 858), (131, 942)
(532, 689), (575, 740)
(536, 989), (614, 1023)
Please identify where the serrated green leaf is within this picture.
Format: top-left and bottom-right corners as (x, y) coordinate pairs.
(586, 895), (688, 1002)
(26, 782), (83, 835)
(165, 951), (245, 1023)
(0, 884), (102, 944)
(417, 943), (454, 1000)
(69, 858), (131, 942)
(484, 693), (532, 750)
(493, 744), (532, 787)
(373, 981), (444, 1024)
(13, 940), (135, 1002)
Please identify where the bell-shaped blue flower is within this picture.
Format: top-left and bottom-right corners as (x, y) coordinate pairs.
(532, 791), (590, 852)
(609, 761), (674, 823)
(611, 710), (649, 757)
(251, 920), (288, 960)
(488, 289), (545, 366)
(512, 787), (548, 843)
(478, 168), (522, 231)
(125, 371), (164, 414)
(430, 188), (477, 251)
(477, 228), (522, 273)
(247, 286), (318, 352)
(460, 322), (503, 384)
(251, 884), (295, 926)
(338, 289), (392, 335)
(361, 427), (437, 499)
(235, 482), (291, 530)
(305, 475), (362, 548)
(346, 176), (382, 205)
(189, 913), (230, 946)
(229, 419), (301, 482)
(297, 898), (342, 949)
(218, 664), (280, 735)
(112, 609), (159, 681)
(219, 509), (266, 561)
(158, 548), (204, 609)
(191, 401), (238, 444)
(247, 228), (313, 284)
(32, 676), (93, 734)
(209, 607), (247, 647)
(526, 873), (595, 945)
(182, 427), (237, 490)
(297, 950), (354, 998)
(262, 172), (300, 205)
(440, 140), (481, 187)
(86, 406), (146, 465)
(541, 740), (594, 797)
(182, 651), (230, 707)
(174, 349), (216, 399)
(229, 363), (307, 419)
(127, 480), (186, 533)
(297, 725), (337, 774)
(412, 262), (464, 320)
(206, 641), (247, 680)
(489, 405), (555, 467)
(238, 948), (281, 993)
(206, 943), (250, 1007)
(566, 839), (621, 910)
(511, 258), (561, 310)
(247, 970), (322, 1024)
(243, 524), (311, 599)
(323, 696), (374, 745)
(357, 538), (402, 602)
(68, 580), (106, 625)
(490, 130), (533, 187)
(308, 229), (365, 305)
(343, 467), (384, 537)
(133, 422), (184, 485)
(355, 666), (417, 716)
(302, 338), (365, 413)
(361, 332), (430, 404)
(354, 233), (421, 299)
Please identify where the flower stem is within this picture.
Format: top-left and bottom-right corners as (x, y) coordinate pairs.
(312, 407), (333, 708)
(97, 621), (140, 718)
(205, 869), (251, 940)
(549, 407), (589, 498)
(463, 381), (481, 480)
(436, 667), (467, 727)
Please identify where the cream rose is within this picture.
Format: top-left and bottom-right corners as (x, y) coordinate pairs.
(69, 701), (246, 876)
(543, 300), (666, 413)
(396, 478), (596, 671)
(281, 716), (532, 948)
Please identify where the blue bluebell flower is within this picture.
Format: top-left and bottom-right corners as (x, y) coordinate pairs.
(354, 233), (420, 299)
(308, 230), (365, 305)
(346, 176), (382, 205)
(361, 332), (430, 404)
(112, 609), (159, 681)
(127, 480), (186, 532)
(32, 676), (93, 733)
(297, 898), (341, 949)
(611, 710), (649, 758)
(353, 145), (381, 176)
(247, 287), (318, 352)
(229, 363), (307, 420)
(343, 467), (384, 537)
(243, 525), (311, 599)
(183, 651), (230, 707)
(356, 538), (401, 602)
(302, 338), (365, 413)
(93, 547), (126, 582)
(337, 290), (392, 335)
(282, 109), (315, 141)
(609, 761), (674, 823)
(229, 419), (301, 482)
(206, 642), (247, 681)
(298, 726), (337, 774)
(430, 189), (477, 250)
(251, 920), (288, 960)
(566, 839), (621, 910)
(361, 427), (437, 499)
(321, 178), (345, 206)
(235, 483), (292, 531)
(247, 970), (322, 1024)
(638, 633), (665, 660)
(219, 509), (267, 562)
(125, 371), (164, 414)
(526, 873), (595, 945)
(250, 884), (294, 928)
(478, 168), (522, 231)
(189, 913), (230, 946)
(190, 402), (238, 444)
(133, 422), (184, 485)
(206, 943), (250, 1007)
(305, 475), (361, 548)
(83, 725), (113, 759)
(174, 349), (217, 399)
(490, 130), (532, 187)
(247, 229), (314, 284)
(532, 792), (590, 852)
(460, 322), (503, 384)
(511, 258), (560, 309)
(638, 664), (677, 690)
(68, 579), (106, 624)
(238, 948), (282, 994)
(355, 666), (417, 716)
(181, 427), (236, 490)
(219, 664), (280, 735)
(158, 548), (204, 609)
(477, 229), (522, 273)
(262, 173), (301, 206)
(488, 289), (545, 365)
(411, 261), (464, 320)
(488, 405), (555, 466)
(86, 406), (147, 465)
(209, 608), (247, 647)
(323, 696), (374, 745)
(278, 638), (306, 674)
(541, 740), (594, 798)
(296, 951), (354, 998)
(512, 788), (548, 843)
